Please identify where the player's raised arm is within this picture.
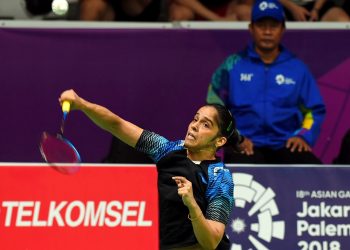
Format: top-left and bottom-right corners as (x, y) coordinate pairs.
(59, 89), (143, 148)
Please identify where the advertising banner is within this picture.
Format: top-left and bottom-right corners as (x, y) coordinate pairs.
(230, 166), (350, 250)
(1, 164), (350, 250)
(0, 164), (158, 250)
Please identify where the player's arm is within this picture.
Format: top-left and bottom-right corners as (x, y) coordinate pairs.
(59, 89), (143, 148)
(189, 205), (226, 249)
(173, 176), (226, 249)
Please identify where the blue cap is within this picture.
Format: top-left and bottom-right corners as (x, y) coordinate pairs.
(252, 0), (285, 22)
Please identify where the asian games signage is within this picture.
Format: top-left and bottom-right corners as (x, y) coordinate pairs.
(228, 166), (350, 250)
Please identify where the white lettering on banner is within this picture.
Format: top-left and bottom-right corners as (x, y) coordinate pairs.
(297, 201), (350, 218)
(311, 190), (338, 199)
(1, 200), (152, 227)
(3, 201), (18, 226)
(338, 190), (350, 198)
(85, 201), (109, 226)
(122, 201), (138, 226)
(48, 201), (67, 226)
(65, 201), (85, 227)
(296, 190), (350, 199)
(17, 201), (34, 226)
(105, 201), (122, 227)
(138, 201), (151, 226)
(295, 191), (350, 249)
(33, 201), (46, 226)
(297, 220), (350, 237)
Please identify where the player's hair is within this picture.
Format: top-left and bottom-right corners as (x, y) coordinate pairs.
(205, 103), (243, 149)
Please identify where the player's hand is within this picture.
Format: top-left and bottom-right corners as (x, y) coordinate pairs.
(59, 89), (84, 111)
(172, 176), (196, 208)
(286, 137), (311, 152)
(238, 137), (254, 155)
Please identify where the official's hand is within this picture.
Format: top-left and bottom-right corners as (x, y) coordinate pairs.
(286, 137), (311, 152)
(172, 176), (196, 208)
(238, 137), (254, 155)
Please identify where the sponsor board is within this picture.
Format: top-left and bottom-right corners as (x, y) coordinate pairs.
(0, 164), (158, 250)
(1, 164), (349, 250)
(228, 166), (350, 250)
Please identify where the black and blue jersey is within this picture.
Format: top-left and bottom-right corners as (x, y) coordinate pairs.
(136, 130), (234, 249)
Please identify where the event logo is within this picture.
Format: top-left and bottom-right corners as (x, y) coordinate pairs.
(229, 172), (285, 250)
(275, 74), (296, 85)
(259, 1), (279, 11)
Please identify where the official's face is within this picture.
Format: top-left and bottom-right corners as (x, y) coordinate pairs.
(249, 18), (285, 52)
(184, 106), (221, 151)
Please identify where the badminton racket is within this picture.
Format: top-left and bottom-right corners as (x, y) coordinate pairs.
(39, 101), (81, 174)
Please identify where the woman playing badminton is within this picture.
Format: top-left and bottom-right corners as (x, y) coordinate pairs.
(59, 89), (238, 250)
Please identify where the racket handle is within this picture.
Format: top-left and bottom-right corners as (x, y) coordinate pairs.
(62, 101), (71, 120)
(62, 101), (71, 113)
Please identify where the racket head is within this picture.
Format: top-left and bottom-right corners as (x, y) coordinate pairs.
(39, 132), (81, 174)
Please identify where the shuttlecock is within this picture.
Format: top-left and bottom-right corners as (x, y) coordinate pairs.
(52, 0), (69, 16)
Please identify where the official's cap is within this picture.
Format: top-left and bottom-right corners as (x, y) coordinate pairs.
(252, 0), (285, 22)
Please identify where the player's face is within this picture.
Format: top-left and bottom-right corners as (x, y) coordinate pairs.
(184, 106), (221, 151)
(249, 18), (284, 52)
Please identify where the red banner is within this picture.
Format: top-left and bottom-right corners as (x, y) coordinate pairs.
(0, 164), (159, 250)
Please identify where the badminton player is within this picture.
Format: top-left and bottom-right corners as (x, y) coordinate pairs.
(59, 89), (239, 250)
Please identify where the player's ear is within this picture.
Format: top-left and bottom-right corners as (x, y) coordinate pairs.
(216, 136), (227, 148)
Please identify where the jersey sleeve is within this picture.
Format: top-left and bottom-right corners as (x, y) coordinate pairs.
(135, 130), (183, 163)
(205, 163), (234, 225)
